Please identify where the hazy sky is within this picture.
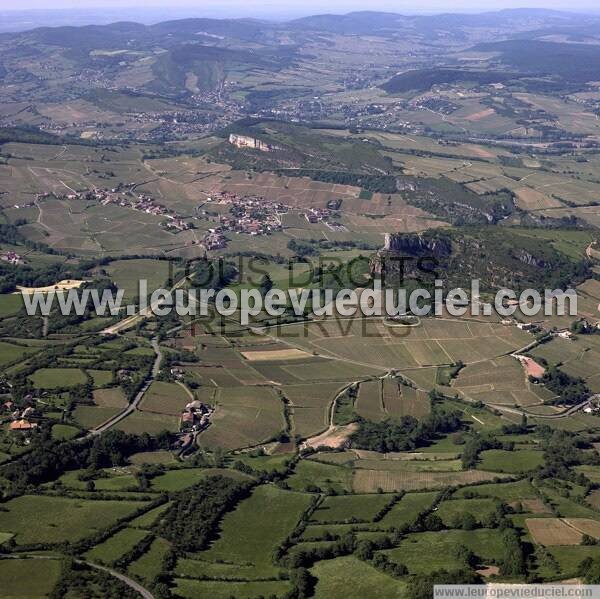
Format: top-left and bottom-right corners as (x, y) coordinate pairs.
(2, 1), (600, 15)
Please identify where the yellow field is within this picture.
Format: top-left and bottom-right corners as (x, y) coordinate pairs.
(526, 519), (585, 546)
(563, 518), (600, 539)
(241, 348), (314, 361)
(16, 279), (86, 294)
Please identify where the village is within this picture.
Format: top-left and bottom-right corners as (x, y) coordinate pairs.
(38, 187), (194, 233)
(0, 380), (216, 455)
(199, 190), (342, 250)
(199, 190), (287, 250)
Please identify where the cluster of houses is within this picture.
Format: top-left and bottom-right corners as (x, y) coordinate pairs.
(199, 192), (288, 249)
(64, 188), (193, 232)
(179, 400), (213, 433)
(198, 192), (348, 249)
(0, 251), (24, 266)
(12, 200), (36, 209)
(202, 229), (228, 250)
(2, 400), (38, 432)
(305, 207), (333, 224)
(161, 215), (192, 233)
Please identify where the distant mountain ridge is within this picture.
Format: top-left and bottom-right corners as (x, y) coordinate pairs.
(2, 9), (600, 104)
(288, 8), (596, 34)
(2, 8), (598, 43)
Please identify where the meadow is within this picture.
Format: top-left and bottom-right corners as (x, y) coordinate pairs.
(436, 497), (501, 527)
(174, 579), (292, 599)
(72, 405), (122, 429)
(453, 479), (538, 501)
(85, 527), (150, 565)
(182, 485), (312, 580)
(115, 411), (181, 434)
(106, 258), (171, 300)
(310, 494), (394, 523)
(379, 492), (438, 528)
(0, 495), (148, 545)
(0, 294), (24, 318)
(128, 537), (172, 584)
(0, 558), (62, 598)
(311, 556), (405, 599)
(0, 340), (37, 367)
(286, 459), (353, 494)
(476, 449), (544, 474)
(29, 367), (87, 389)
(383, 529), (506, 573)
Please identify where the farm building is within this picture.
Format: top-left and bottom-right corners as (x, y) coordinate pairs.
(9, 420), (38, 431)
(181, 412), (195, 425)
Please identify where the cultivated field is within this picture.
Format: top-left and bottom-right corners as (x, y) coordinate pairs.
(526, 519), (586, 546)
(270, 318), (531, 372)
(353, 469), (508, 493)
(452, 355), (552, 407)
(139, 381), (192, 416)
(198, 386), (285, 450)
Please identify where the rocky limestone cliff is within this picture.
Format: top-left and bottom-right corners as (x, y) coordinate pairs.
(382, 232), (453, 257)
(228, 133), (279, 152)
(370, 229), (586, 292)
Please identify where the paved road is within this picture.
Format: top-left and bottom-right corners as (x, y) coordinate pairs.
(488, 397), (593, 420)
(82, 560), (155, 599)
(85, 337), (162, 438)
(100, 276), (189, 336)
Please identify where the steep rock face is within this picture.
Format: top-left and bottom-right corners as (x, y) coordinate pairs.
(514, 249), (547, 268)
(228, 134), (279, 152)
(371, 232), (453, 281)
(370, 229), (589, 292)
(383, 232), (452, 257)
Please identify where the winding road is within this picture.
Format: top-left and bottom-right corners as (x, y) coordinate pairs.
(487, 396), (597, 421)
(82, 560), (154, 599)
